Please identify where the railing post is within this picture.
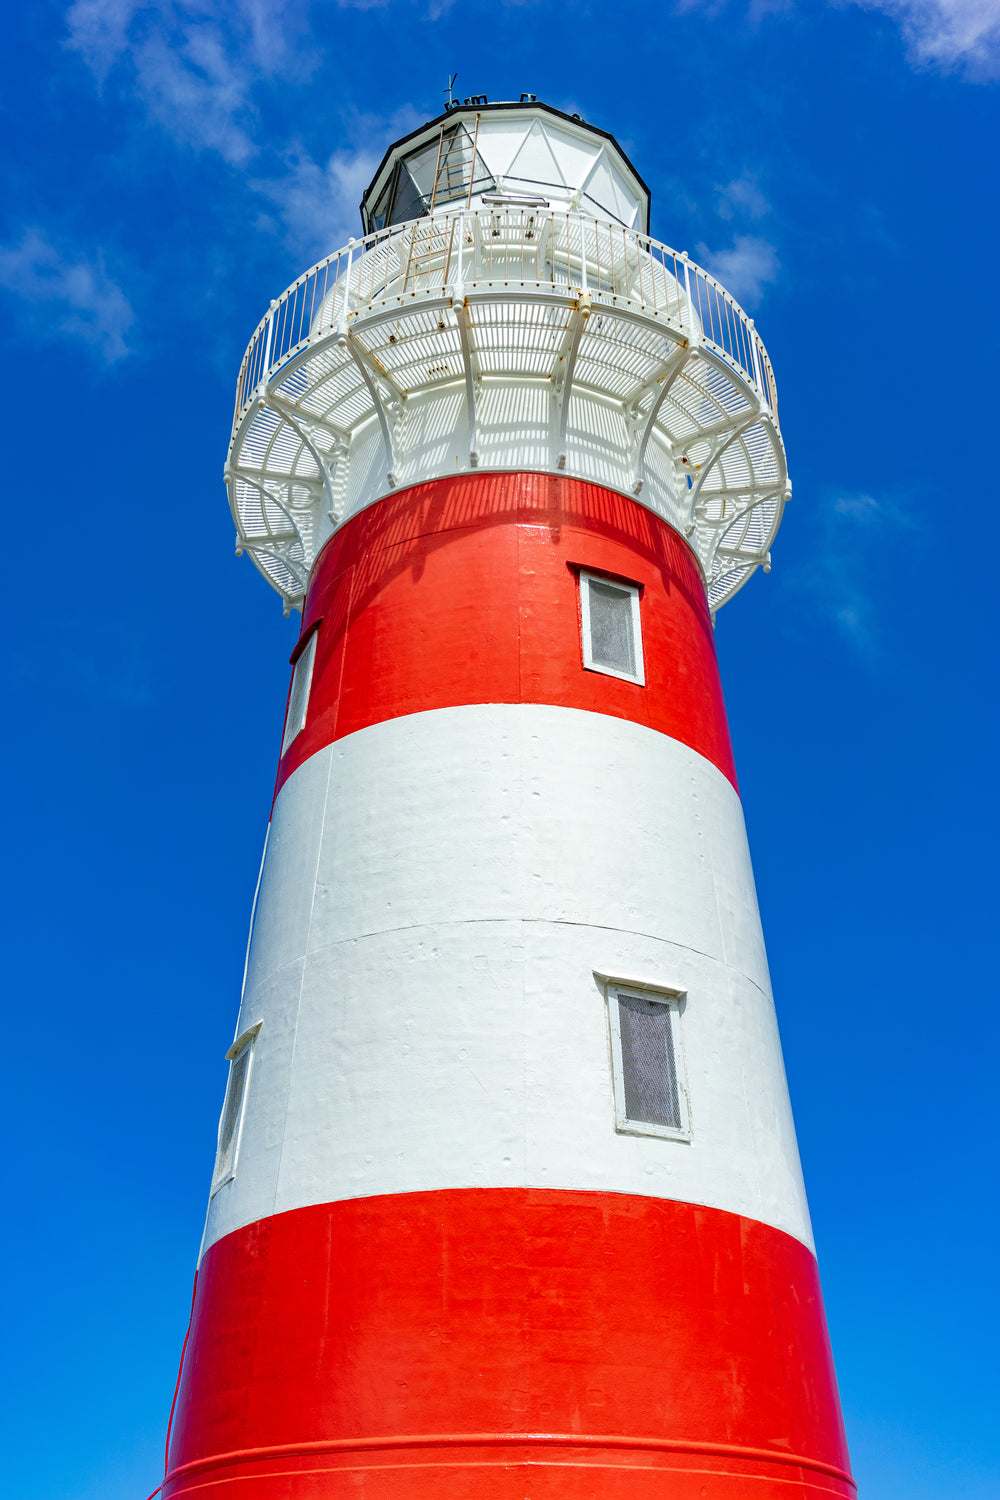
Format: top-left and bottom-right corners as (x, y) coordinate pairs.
(262, 300), (276, 386)
(747, 317), (765, 404)
(336, 241), (354, 335)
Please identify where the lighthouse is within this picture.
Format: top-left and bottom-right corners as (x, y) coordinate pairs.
(160, 100), (854, 1499)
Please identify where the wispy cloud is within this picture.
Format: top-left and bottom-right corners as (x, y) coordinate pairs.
(697, 165), (779, 307)
(848, 0), (1000, 77)
(0, 228), (133, 361)
(64, 0), (141, 78)
(696, 233), (780, 307)
(252, 104), (424, 257)
(65, 0), (317, 162)
(785, 490), (920, 656)
(66, 0), (310, 73)
(253, 147), (382, 259)
(678, 0), (1000, 77)
(133, 30), (258, 163)
(65, 2), (422, 252)
(675, 0), (793, 17)
(715, 172), (770, 222)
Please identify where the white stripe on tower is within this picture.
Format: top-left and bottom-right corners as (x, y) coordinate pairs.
(204, 702), (810, 1256)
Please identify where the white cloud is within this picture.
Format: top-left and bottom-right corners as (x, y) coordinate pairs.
(834, 492), (882, 520)
(715, 172), (770, 222)
(254, 147), (382, 258)
(676, 0), (1000, 75)
(65, 0), (316, 161)
(850, 0), (1000, 76)
(0, 228), (133, 361)
(253, 107), (424, 257)
(133, 31), (257, 163)
(785, 490), (921, 655)
(834, 491), (919, 530)
(64, 0), (141, 78)
(695, 234), (780, 307)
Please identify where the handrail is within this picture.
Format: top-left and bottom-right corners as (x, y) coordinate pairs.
(233, 210), (778, 425)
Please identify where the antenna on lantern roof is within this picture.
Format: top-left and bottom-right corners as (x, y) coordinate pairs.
(444, 72), (458, 108)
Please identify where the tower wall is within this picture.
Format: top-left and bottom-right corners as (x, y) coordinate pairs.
(163, 473), (852, 1498)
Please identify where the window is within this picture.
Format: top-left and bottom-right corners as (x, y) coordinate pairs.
(606, 984), (689, 1140)
(281, 631), (317, 756)
(363, 127), (493, 232)
(210, 1025), (260, 1194)
(579, 571), (644, 684)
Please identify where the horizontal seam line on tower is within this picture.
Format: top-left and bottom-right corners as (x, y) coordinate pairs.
(249, 917), (772, 1007)
(158, 1432), (855, 1489)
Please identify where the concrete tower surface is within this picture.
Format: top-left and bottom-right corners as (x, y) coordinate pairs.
(158, 100), (854, 1499)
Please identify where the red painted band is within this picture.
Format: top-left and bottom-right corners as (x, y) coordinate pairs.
(163, 1270), (198, 1476)
(275, 473), (737, 800)
(163, 1434), (855, 1487)
(166, 1189), (852, 1498)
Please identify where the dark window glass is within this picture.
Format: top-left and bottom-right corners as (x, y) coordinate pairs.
(390, 164), (429, 223)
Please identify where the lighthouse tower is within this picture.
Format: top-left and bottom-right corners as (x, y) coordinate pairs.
(161, 101), (854, 1499)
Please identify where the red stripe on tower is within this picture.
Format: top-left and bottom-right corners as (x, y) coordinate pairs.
(168, 1193), (851, 1499)
(273, 472), (737, 798)
(162, 100), (851, 1499)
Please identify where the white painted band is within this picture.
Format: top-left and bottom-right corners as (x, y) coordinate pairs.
(202, 705), (812, 1258)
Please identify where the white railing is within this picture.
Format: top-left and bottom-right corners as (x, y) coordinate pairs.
(234, 210), (778, 422)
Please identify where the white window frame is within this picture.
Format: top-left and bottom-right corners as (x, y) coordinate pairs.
(579, 570), (645, 685)
(210, 1022), (262, 1195)
(281, 630), (318, 756)
(602, 978), (690, 1141)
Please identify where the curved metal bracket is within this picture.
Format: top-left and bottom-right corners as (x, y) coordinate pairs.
(263, 390), (351, 448)
(234, 474), (311, 602)
(551, 294), (589, 469)
(255, 389), (340, 521)
(455, 301), (481, 464)
(233, 474), (307, 549)
(628, 341), (695, 492)
(232, 466), (323, 503)
(344, 332), (401, 487)
(686, 407), (766, 530)
(703, 485), (785, 573)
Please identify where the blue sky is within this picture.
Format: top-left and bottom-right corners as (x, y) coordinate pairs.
(1, 3), (998, 1498)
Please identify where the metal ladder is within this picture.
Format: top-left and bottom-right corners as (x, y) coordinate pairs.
(429, 116), (482, 211)
(402, 116), (482, 290)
